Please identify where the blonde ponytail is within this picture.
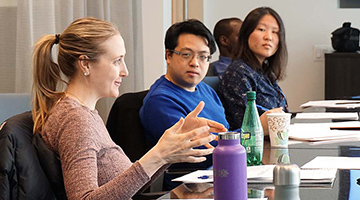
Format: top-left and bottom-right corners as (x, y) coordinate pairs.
(32, 35), (65, 133)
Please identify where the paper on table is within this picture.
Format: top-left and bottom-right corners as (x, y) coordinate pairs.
(172, 165), (337, 184)
(162, 199), (267, 200)
(301, 156), (360, 169)
(300, 100), (360, 109)
(172, 170), (213, 183)
(246, 165), (337, 184)
(295, 112), (359, 120)
(289, 123), (360, 142)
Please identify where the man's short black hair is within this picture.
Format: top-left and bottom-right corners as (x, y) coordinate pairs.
(213, 17), (242, 49)
(165, 19), (216, 55)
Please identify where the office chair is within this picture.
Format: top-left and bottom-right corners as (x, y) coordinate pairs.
(206, 62), (216, 76)
(107, 90), (151, 162)
(202, 76), (221, 93)
(106, 90), (167, 199)
(0, 111), (66, 200)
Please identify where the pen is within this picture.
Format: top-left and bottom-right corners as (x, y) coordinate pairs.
(198, 175), (213, 179)
(256, 104), (269, 112)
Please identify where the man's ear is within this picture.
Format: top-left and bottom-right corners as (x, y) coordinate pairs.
(77, 55), (90, 76)
(219, 35), (229, 47)
(165, 50), (172, 64)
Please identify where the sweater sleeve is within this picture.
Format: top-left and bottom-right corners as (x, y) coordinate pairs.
(140, 94), (188, 146)
(57, 110), (151, 200)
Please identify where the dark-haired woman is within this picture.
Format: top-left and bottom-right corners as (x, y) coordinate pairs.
(219, 7), (288, 135)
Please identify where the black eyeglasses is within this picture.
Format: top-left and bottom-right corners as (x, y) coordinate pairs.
(169, 49), (212, 63)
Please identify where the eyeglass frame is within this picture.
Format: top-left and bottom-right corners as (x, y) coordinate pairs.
(168, 49), (212, 63)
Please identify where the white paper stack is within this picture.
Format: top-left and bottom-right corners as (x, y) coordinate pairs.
(172, 165), (337, 185)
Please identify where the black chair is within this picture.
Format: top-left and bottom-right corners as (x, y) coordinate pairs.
(206, 62), (216, 76)
(0, 111), (66, 200)
(202, 76), (221, 94)
(107, 90), (167, 199)
(107, 90), (152, 162)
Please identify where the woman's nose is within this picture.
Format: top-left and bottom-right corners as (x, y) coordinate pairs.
(264, 32), (273, 41)
(120, 61), (129, 77)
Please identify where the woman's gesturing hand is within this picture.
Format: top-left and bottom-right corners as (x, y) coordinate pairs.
(139, 102), (222, 177)
(154, 117), (216, 164)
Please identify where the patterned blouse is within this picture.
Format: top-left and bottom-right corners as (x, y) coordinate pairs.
(218, 59), (288, 130)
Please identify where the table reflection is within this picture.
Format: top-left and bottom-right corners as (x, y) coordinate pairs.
(158, 140), (360, 199)
(169, 183), (213, 199)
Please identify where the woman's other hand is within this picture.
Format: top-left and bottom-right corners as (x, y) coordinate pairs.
(260, 107), (284, 136)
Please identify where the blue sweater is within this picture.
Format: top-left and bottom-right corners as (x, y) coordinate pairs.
(139, 75), (229, 190)
(140, 75), (229, 146)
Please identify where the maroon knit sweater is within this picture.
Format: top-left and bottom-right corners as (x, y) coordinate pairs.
(41, 97), (166, 200)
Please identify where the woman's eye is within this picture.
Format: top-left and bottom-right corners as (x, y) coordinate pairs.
(115, 59), (122, 65)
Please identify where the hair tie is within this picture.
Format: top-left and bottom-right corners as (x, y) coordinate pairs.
(54, 34), (60, 44)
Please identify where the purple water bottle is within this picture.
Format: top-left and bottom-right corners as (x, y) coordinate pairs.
(213, 132), (247, 200)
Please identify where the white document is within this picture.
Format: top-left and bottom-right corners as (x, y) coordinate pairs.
(289, 123), (360, 142)
(301, 156), (360, 169)
(162, 199), (267, 200)
(300, 100), (360, 109)
(172, 170), (213, 183)
(295, 112), (359, 120)
(246, 165), (336, 184)
(172, 165), (337, 184)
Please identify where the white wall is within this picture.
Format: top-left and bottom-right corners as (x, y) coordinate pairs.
(201, 0), (360, 112)
(141, 0), (171, 89)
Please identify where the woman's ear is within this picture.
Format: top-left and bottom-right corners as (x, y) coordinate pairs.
(77, 55), (90, 76)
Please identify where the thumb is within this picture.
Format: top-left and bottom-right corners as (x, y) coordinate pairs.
(187, 101), (205, 118)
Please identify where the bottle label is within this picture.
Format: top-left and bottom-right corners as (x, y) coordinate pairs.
(213, 169), (229, 178)
(241, 131), (251, 140)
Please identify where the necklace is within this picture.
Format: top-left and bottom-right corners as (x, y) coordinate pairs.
(65, 91), (88, 107)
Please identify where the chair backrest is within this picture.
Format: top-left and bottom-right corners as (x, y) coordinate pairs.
(106, 90), (151, 162)
(202, 76), (221, 93)
(206, 62), (216, 76)
(0, 93), (31, 123)
(0, 112), (59, 200)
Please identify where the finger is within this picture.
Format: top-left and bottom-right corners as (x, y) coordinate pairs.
(168, 117), (184, 134)
(187, 133), (216, 149)
(183, 148), (213, 163)
(203, 142), (215, 149)
(190, 131), (214, 141)
(198, 118), (227, 132)
(187, 101), (205, 119)
(181, 126), (210, 141)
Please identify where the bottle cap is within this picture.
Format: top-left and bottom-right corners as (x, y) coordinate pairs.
(273, 164), (300, 186)
(218, 132), (240, 140)
(246, 91), (256, 100)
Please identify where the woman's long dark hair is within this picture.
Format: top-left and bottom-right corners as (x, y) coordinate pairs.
(234, 7), (288, 82)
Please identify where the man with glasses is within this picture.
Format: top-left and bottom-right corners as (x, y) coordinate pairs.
(139, 19), (229, 190)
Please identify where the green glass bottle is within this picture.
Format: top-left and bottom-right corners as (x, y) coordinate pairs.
(241, 91), (264, 166)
